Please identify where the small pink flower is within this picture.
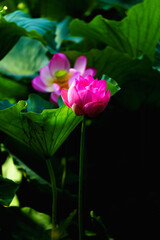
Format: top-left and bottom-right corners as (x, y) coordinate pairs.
(32, 53), (96, 104)
(61, 75), (110, 117)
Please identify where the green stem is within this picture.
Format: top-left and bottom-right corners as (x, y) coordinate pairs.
(78, 116), (86, 240)
(46, 157), (57, 232)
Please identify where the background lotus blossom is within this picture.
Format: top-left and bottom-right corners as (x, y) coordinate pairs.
(61, 75), (110, 117)
(32, 53), (97, 104)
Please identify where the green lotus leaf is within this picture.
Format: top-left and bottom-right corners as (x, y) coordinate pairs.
(0, 95), (82, 157)
(0, 14), (46, 60)
(70, 0), (160, 61)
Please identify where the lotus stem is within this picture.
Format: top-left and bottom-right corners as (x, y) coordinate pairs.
(46, 157), (57, 237)
(78, 116), (86, 240)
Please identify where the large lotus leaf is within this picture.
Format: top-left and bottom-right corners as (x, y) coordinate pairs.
(0, 95), (82, 157)
(4, 10), (56, 52)
(65, 46), (160, 109)
(70, 0), (160, 61)
(0, 75), (29, 101)
(65, 46), (154, 84)
(85, 47), (160, 108)
(0, 37), (49, 77)
(4, 10), (55, 35)
(0, 11), (56, 77)
(0, 13), (46, 61)
(0, 175), (19, 206)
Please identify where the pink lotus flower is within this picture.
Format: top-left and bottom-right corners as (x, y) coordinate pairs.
(61, 75), (111, 117)
(32, 53), (96, 104)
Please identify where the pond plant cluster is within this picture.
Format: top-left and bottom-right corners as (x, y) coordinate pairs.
(0, 0), (160, 239)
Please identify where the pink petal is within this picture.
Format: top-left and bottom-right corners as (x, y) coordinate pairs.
(50, 92), (59, 105)
(68, 84), (82, 107)
(83, 67), (97, 77)
(40, 65), (53, 85)
(74, 56), (87, 75)
(49, 53), (70, 77)
(103, 89), (111, 105)
(68, 71), (81, 87)
(98, 80), (107, 91)
(87, 79), (106, 95)
(52, 83), (61, 95)
(76, 75), (90, 87)
(83, 101), (106, 117)
(71, 103), (85, 116)
(69, 68), (78, 73)
(32, 76), (53, 92)
(83, 90), (111, 116)
(76, 81), (97, 105)
(61, 89), (71, 108)
(84, 75), (95, 84)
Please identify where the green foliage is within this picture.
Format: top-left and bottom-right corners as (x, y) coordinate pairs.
(12, 154), (51, 193)
(0, 37), (49, 77)
(4, 10), (55, 35)
(70, 0), (160, 61)
(0, 94), (83, 157)
(0, 75), (29, 101)
(68, 0), (160, 109)
(0, 175), (19, 206)
(0, 13), (46, 60)
(40, 0), (95, 20)
(102, 75), (121, 96)
(55, 17), (82, 50)
(26, 94), (56, 113)
(0, 206), (51, 239)
(0, 11), (56, 77)
(96, 0), (143, 10)
(0, 0), (159, 239)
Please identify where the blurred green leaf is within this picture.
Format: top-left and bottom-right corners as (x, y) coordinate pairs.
(0, 205), (51, 239)
(12, 154), (51, 193)
(0, 99), (13, 110)
(21, 207), (51, 230)
(85, 230), (96, 236)
(0, 75), (29, 101)
(4, 10), (56, 52)
(65, 46), (160, 109)
(4, 10), (54, 35)
(55, 16), (82, 50)
(70, 0), (160, 61)
(26, 94), (56, 113)
(0, 11), (57, 77)
(2, 155), (22, 183)
(0, 95), (82, 157)
(65, 46), (154, 84)
(0, 175), (19, 206)
(153, 40), (160, 72)
(0, 37), (49, 78)
(0, 13), (46, 60)
(40, 0), (95, 20)
(96, 0), (143, 10)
